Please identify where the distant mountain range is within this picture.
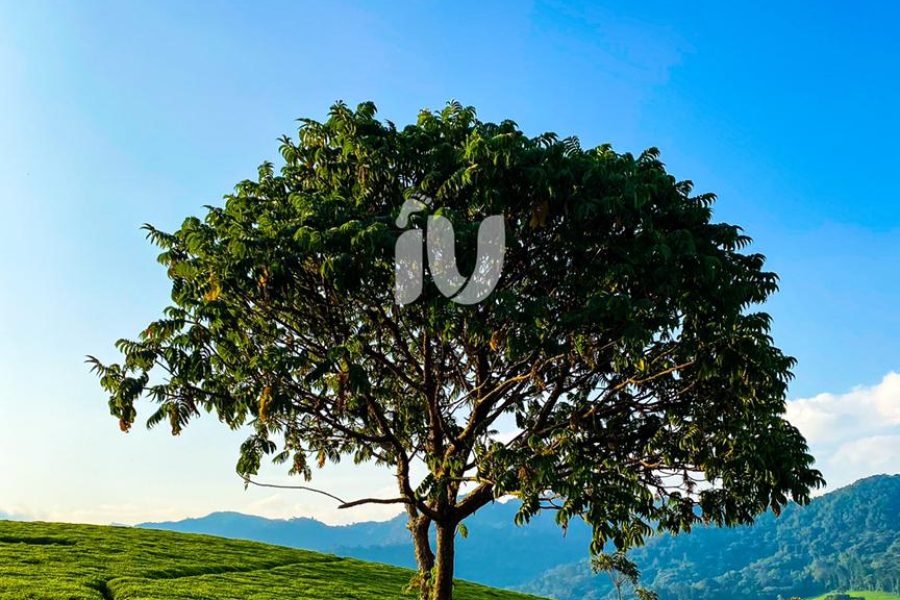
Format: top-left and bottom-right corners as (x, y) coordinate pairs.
(139, 474), (900, 599)
(140, 499), (594, 589)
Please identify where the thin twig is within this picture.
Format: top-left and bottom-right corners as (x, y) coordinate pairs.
(241, 476), (346, 504)
(241, 476), (414, 511)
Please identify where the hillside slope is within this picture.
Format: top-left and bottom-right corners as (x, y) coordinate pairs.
(141, 475), (900, 599)
(0, 520), (543, 599)
(141, 500), (594, 588)
(520, 475), (900, 600)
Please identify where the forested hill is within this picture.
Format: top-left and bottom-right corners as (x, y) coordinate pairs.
(141, 475), (900, 599)
(521, 474), (900, 600)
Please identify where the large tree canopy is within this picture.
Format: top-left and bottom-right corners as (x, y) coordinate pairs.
(91, 101), (823, 600)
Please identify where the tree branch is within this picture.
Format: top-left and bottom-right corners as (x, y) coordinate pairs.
(241, 476), (346, 504)
(242, 476), (415, 512)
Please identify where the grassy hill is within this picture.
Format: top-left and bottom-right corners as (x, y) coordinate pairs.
(136, 476), (900, 599)
(809, 593), (900, 600)
(139, 500), (595, 589)
(0, 520), (542, 600)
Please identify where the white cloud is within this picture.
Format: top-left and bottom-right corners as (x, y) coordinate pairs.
(830, 434), (900, 469)
(0, 503), (189, 526)
(786, 372), (900, 490)
(823, 434), (900, 489)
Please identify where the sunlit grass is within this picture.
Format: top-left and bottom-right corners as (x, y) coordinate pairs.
(0, 520), (542, 599)
(808, 592), (900, 600)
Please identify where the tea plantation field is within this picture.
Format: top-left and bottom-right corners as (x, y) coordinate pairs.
(809, 593), (900, 600)
(0, 520), (542, 599)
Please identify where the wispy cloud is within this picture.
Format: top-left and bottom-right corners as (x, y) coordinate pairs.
(787, 372), (900, 489)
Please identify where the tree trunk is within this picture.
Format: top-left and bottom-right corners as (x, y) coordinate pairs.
(431, 522), (456, 600)
(408, 513), (434, 598)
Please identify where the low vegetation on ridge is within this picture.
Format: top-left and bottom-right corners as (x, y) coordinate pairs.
(0, 520), (541, 600)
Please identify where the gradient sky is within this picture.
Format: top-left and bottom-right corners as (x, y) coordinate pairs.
(1, 1), (898, 526)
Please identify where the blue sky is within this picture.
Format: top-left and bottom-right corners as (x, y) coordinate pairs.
(1, 1), (898, 525)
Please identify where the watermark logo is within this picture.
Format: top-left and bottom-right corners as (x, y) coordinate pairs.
(394, 194), (505, 305)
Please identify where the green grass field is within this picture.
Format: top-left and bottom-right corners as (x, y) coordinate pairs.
(809, 592), (900, 600)
(0, 520), (543, 599)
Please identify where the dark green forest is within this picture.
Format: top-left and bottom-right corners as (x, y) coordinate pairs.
(520, 475), (900, 600)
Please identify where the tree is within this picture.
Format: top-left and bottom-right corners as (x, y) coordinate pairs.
(90, 101), (824, 600)
(592, 551), (657, 600)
